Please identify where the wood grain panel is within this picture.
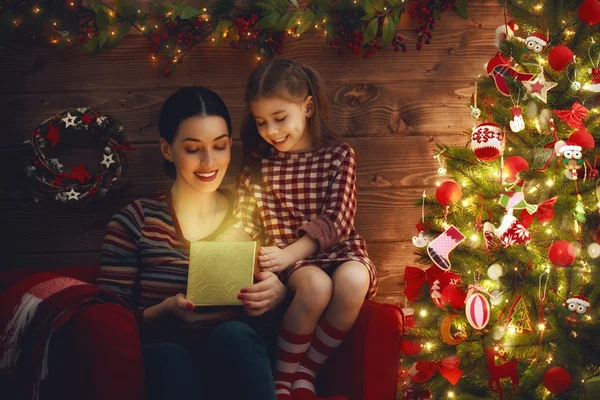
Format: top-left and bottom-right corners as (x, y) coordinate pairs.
(0, 27), (498, 92)
(0, 82), (476, 147)
(1, 135), (467, 201)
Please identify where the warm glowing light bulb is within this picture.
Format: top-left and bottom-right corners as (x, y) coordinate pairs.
(425, 342), (432, 350)
(509, 327), (516, 334)
(538, 323), (546, 331)
(420, 309), (428, 317)
(546, 179), (554, 187)
(448, 391), (455, 398)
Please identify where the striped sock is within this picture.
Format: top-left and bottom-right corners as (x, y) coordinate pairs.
(274, 327), (313, 400)
(291, 318), (349, 400)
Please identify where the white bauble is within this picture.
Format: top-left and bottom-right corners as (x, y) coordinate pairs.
(490, 289), (504, 306)
(487, 263), (503, 280)
(588, 243), (600, 259)
(492, 326), (506, 340)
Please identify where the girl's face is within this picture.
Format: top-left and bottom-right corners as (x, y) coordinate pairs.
(160, 115), (232, 193)
(250, 96), (314, 153)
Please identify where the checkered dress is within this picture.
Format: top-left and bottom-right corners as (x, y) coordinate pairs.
(233, 142), (378, 298)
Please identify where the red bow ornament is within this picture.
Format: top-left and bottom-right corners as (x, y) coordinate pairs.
(409, 356), (464, 385)
(519, 196), (557, 229)
(554, 102), (589, 130)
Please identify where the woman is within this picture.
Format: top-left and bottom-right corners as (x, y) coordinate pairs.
(96, 86), (287, 400)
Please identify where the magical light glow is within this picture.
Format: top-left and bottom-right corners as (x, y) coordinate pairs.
(420, 309), (428, 317)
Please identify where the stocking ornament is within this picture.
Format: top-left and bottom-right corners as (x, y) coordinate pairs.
(427, 225), (466, 271)
(510, 107), (525, 132)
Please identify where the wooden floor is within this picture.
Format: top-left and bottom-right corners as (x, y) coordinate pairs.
(0, 0), (503, 306)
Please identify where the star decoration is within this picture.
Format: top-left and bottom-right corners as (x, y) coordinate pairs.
(61, 112), (79, 128)
(522, 71), (557, 103)
(69, 163), (93, 184)
(101, 154), (115, 168)
(45, 124), (61, 148)
(66, 188), (80, 200)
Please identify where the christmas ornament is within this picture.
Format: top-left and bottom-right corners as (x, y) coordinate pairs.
(401, 380), (431, 400)
(403, 265), (462, 308)
(409, 357), (464, 386)
(544, 367), (572, 395)
(427, 225), (466, 271)
(524, 32), (547, 53)
(503, 156), (529, 182)
(440, 314), (467, 345)
(548, 45), (575, 71)
(548, 240), (577, 266)
(399, 307), (422, 356)
(485, 347), (519, 400)
(585, 67), (600, 92)
(587, 242), (600, 258)
(486, 52), (536, 96)
(471, 80), (481, 119)
(522, 70), (558, 103)
(23, 108), (132, 204)
(412, 224), (433, 248)
(490, 289), (504, 306)
(509, 107), (525, 132)
(470, 122), (506, 161)
(579, 0), (600, 25)
(507, 295), (533, 333)
(555, 141), (584, 180)
(440, 284), (467, 310)
(574, 195), (586, 223)
(435, 181), (462, 207)
(532, 118), (559, 171)
(494, 21), (518, 48)
(487, 263), (503, 280)
(492, 326), (506, 340)
(554, 102), (589, 130)
(565, 295), (590, 323)
(465, 289), (490, 330)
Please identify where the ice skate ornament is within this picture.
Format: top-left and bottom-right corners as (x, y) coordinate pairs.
(427, 225), (466, 271)
(486, 52), (536, 97)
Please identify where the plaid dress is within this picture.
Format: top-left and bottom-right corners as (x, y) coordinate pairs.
(233, 142), (378, 299)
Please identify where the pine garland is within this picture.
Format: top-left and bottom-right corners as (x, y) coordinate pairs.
(0, 0), (467, 75)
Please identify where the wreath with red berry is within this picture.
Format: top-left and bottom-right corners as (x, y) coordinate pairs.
(22, 107), (134, 203)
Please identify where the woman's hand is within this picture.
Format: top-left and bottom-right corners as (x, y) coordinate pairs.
(239, 271), (287, 317)
(258, 246), (295, 273)
(144, 293), (238, 325)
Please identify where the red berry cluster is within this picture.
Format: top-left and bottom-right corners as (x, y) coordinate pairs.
(407, 0), (454, 50)
(230, 13), (286, 57)
(330, 17), (406, 58)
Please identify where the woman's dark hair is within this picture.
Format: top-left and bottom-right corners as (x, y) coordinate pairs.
(159, 86), (232, 179)
(241, 59), (339, 177)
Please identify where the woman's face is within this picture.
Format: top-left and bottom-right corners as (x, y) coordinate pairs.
(160, 115), (232, 193)
(250, 96), (314, 153)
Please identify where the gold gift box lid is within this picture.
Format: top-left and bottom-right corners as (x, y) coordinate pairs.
(187, 241), (258, 307)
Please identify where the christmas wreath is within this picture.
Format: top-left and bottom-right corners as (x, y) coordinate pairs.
(2, 0), (465, 76)
(22, 107), (134, 203)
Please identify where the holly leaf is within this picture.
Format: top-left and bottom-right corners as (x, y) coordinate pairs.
(287, 10), (303, 29)
(98, 30), (109, 47)
(209, 0), (235, 19)
(362, 18), (378, 45)
(180, 6), (201, 20)
(254, 11), (281, 29)
(90, 4), (104, 15)
(308, 0), (328, 8)
(361, 13), (376, 21)
(256, 2), (274, 10)
(214, 19), (232, 49)
(382, 15), (396, 47)
(455, 0), (468, 19)
(359, 0), (376, 14)
(388, 0), (400, 5)
(296, 10), (314, 35)
(105, 23), (131, 50)
(95, 9), (110, 29)
(274, 13), (292, 31)
(290, 0), (300, 8)
(371, 0), (386, 12)
(392, 6), (402, 24)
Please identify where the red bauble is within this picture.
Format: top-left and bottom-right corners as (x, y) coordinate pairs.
(440, 284), (467, 310)
(544, 367), (572, 394)
(399, 339), (422, 356)
(568, 127), (595, 150)
(503, 156), (529, 181)
(436, 181), (462, 207)
(579, 0), (600, 25)
(548, 240), (577, 266)
(548, 46), (574, 72)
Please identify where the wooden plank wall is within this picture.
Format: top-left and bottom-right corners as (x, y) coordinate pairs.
(0, 0), (502, 306)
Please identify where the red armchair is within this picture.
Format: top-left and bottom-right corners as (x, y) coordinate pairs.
(0, 266), (403, 400)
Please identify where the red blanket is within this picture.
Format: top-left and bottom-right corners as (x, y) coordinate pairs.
(0, 272), (125, 400)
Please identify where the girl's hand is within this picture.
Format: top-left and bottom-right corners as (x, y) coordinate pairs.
(152, 293), (238, 325)
(258, 246), (295, 273)
(239, 271), (287, 317)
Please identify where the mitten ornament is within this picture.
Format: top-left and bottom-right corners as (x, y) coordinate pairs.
(509, 107), (525, 132)
(427, 225), (466, 271)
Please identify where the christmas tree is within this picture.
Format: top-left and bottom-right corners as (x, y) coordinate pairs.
(400, 0), (600, 399)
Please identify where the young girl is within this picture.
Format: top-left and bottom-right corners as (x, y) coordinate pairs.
(232, 59), (378, 400)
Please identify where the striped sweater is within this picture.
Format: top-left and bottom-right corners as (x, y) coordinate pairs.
(96, 189), (234, 315)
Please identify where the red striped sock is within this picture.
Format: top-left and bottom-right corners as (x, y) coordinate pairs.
(274, 327), (313, 400)
(291, 318), (349, 400)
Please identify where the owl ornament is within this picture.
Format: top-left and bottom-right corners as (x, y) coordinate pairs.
(525, 32), (548, 53)
(565, 295), (590, 323)
(555, 141), (584, 180)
